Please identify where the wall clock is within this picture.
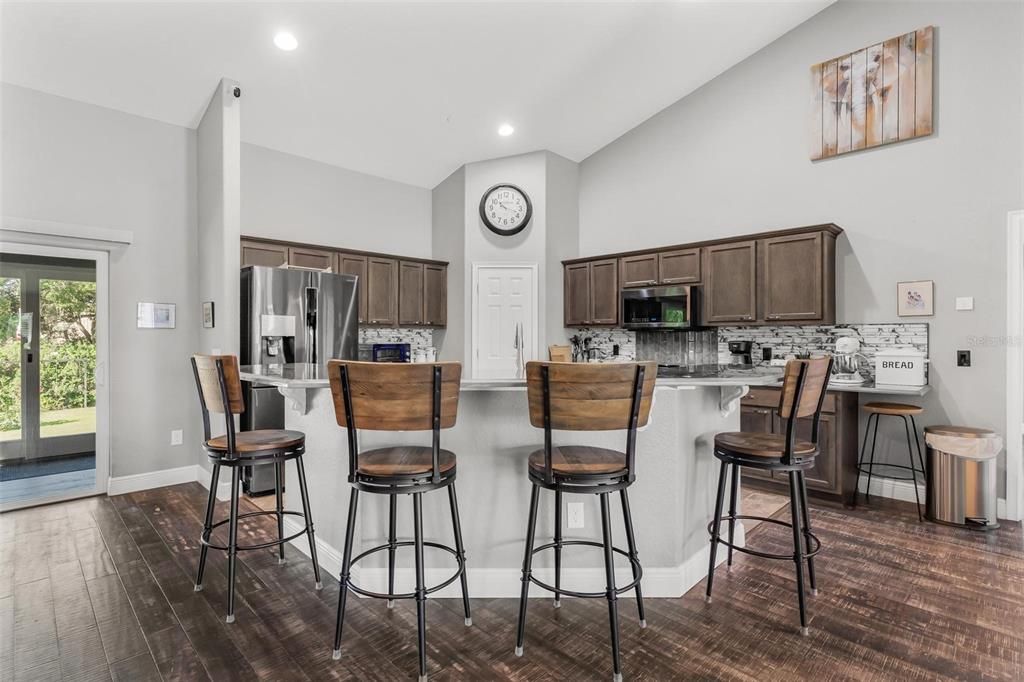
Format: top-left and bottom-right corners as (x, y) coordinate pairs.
(479, 183), (532, 236)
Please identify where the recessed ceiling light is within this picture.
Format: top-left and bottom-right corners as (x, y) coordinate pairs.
(274, 32), (298, 51)
(498, 123), (515, 137)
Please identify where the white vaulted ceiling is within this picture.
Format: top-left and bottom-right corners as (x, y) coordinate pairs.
(1, 1), (833, 188)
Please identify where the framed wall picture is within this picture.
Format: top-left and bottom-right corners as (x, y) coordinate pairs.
(137, 302), (176, 329)
(897, 280), (934, 316)
(202, 301), (215, 329)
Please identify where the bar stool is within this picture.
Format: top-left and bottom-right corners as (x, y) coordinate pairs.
(706, 357), (832, 636)
(327, 361), (471, 682)
(190, 355), (322, 623)
(857, 402), (927, 520)
(515, 361), (656, 682)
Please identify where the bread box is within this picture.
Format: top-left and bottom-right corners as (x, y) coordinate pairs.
(874, 348), (928, 387)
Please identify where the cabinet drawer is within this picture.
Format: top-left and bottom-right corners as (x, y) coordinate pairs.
(742, 385), (836, 413)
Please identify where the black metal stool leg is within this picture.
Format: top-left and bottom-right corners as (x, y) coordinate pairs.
(705, 459), (729, 603)
(225, 466), (241, 624)
(855, 412), (874, 506)
(864, 413), (881, 503)
(902, 416), (924, 521)
(515, 483), (541, 657)
(910, 415), (928, 476)
(599, 493), (622, 682)
(619, 488), (646, 628)
(332, 489), (360, 660)
(787, 471), (809, 636)
(296, 456), (322, 589)
(413, 492), (428, 682)
(195, 463), (220, 592)
(797, 471), (817, 596)
(274, 461), (285, 565)
(553, 489), (563, 608)
(387, 493), (397, 608)
(726, 462), (739, 571)
(448, 484), (472, 626)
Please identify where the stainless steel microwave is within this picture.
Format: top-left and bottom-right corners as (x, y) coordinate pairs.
(621, 285), (699, 329)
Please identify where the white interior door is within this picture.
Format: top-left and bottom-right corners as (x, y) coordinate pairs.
(473, 265), (536, 379)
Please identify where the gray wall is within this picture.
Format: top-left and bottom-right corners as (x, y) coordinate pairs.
(544, 152), (580, 348)
(241, 143), (432, 258)
(1, 84), (199, 478)
(577, 1), (1023, 492)
(431, 166), (466, 361)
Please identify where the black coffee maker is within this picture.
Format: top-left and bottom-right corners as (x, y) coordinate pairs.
(728, 340), (753, 366)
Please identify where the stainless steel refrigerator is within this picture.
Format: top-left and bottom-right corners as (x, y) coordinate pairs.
(239, 265), (359, 494)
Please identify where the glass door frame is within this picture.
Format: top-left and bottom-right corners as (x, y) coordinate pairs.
(0, 240), (109, 511)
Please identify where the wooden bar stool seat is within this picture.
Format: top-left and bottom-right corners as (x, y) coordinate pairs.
(706, 357), (833, 637)
(356, 446), (457, 477)
(191, 355), (322, 624)
(857, 401), (927, 520)
(205, 429), (306, 454)
(516, 361), (656, 682)
(863, 402), (924, 416)
(328, 361), (471, 682)
(527, 445), (627, 477)
(713, 432), (817, 459)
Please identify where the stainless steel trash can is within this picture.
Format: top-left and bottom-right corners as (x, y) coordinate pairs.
(925, 425), (1002, 531)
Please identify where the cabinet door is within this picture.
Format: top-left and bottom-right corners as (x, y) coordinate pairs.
(704, 241), (757, 323)
(589, 259), (619, 325)
(337, 253), (368, 323)
(287, 246), (334, 271)
(740, 406), (776, 481)
(423, 264), (447, 327)
(760, 232), (824, 322)
(240, 240), (288, 268)
(619, 254), (659, 288)
(564, 263), (591, 326)
(659, 248), (701, 284)
(398, 261), (425, 326)
(366, 257), (398, 326)
(775, 412), (839, 493)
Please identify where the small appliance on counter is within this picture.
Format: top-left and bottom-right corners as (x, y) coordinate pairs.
(727, 340), (753, 367)
(874, 348), (928, 387)
(831, 336), (867, 385)
(372, 342), (411, 363)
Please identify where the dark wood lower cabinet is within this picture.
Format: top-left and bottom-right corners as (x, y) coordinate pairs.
(739, 388), (858, 505)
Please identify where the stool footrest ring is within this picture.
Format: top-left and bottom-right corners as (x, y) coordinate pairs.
(200, 510), (310, 552)
(527, 540), (642, 598)
(343, 540), (466, 600)
(856, 462), (924, 482)
(707, 515), (821, 561)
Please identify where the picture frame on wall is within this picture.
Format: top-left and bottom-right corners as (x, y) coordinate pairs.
(137, 302), (176, 329)
(897, 280), (934, 316)
(202, 301), (215, 329)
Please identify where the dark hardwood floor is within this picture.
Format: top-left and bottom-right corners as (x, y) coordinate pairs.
(2, 482), (1022, 680)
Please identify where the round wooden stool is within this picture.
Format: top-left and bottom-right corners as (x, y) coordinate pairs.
(857, 402), (927, 520)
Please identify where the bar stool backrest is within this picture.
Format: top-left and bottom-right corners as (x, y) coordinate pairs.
(776, 356), (834, 462)
(327, 360), (462, 483)
(191, 354), (245, 452)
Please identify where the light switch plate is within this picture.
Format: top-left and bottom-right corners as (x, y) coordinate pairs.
(955, 297), (974, 311)
(170, 429), (183, 446)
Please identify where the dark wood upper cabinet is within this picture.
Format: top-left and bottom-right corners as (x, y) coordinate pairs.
(589, 259), (619, 325)
(619, 254), (659, 288)
(704, 240), (757, 323)
(240, 240), (288, 268)
(398, 261), (425, 326)
(287, 246), (334, 271)
(760, 232), (834, 323)
(337, 253), (368, 323)
(658, 248), (701, 284)
(424, 264), (447, 327)
(564, 262), (591, 327)
(366, 257), (398, 326)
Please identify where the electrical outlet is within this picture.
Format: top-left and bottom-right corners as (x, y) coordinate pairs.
(170, 429), (183, 446)
(957, 350), (971, 367)
(567, 502), (584, 529)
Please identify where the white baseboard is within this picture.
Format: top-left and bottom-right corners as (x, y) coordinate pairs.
(107, 464), (199, 496)
(857, 475), (926, 504)
(283, 518), (745, 598)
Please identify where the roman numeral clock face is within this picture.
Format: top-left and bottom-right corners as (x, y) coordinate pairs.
(479, 184), (532, 236)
